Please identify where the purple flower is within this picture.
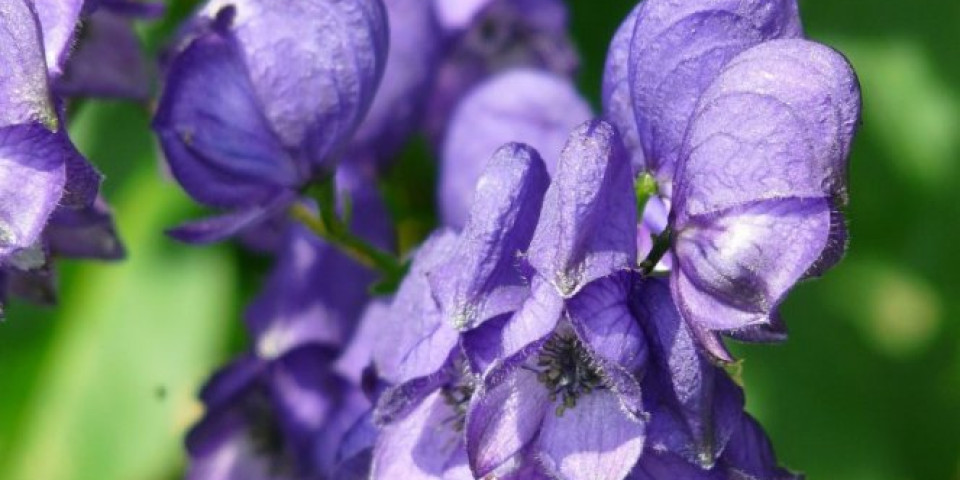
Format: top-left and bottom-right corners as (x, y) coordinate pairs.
(425, 0), (578, 145)
(438, 69), (592, 229)
(603, 0), (861, 360)
(55, 1), (164, 101)
(186, 345), (369, 480)
(246, 165), (394, 357)
(154, 0), (389, 242)
(346, 0), (443, 165)
(0, 0), (113, 313)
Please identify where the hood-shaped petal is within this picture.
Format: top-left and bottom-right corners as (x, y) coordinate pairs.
(439, 69), (592, 228)
(153, 21), (300, 209)
(601, 3), (646, 175)
(537, 390), (646, 480)
(348, 0), (442, 163)
(673, 39), (860, 220)
(619, 0), (802, 197)
(430, 143), (549, 331)
(527, 120), (637, 298)
(0, 124), (67, 260)
(198, 0), (388, 172)
(0, 0), (58, 129)
(371, 390), (465, 480)
(634, 277), (744, 466)
(55, 9), (154, 100)
(32, 0), (86, 78)
(465, 368), (549, 477)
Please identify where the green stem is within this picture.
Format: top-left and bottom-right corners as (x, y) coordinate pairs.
(289, 202), (406, 283)
(639, 227), (673, 275)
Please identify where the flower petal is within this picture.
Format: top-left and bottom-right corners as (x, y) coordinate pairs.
(46, 196), (124, 260)
(498, 278), (564, 368)
(0, 124), (67, 259)
(431, 143), (549, 331)
(439, 69), (592, 228)
(0, 0), (58, 128)
(199, 0), (388, 171)
(153, 23), (301, 209)
(371, 390), (464, 480)
(625, 0), (803, 195)
(673, 197), (833, 331)
(721, 414), (801, 479)
(601, 3), (645, 173)
(528, 120), (637, 298)
(32, 0), (86, 77)
(466, 368), (549, 477)
(537, 390), (645, 480)
(167, 191), (295, 245)
(674, 39), (860, 220)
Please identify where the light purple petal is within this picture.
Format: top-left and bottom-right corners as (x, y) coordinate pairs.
(431, 143), (549, 331)
(466, 368), (549, 477)
(625, 0), (803, 197)
(371, 390), (464, 480)
(527, 120), (637, 298)
(32, 0), (86, 77)
(0, 124), (67, 259)
(348, 0), (441, 162)
(634, 277), (743, 465)
(537, 390), (645, 480)
(601, 3), (645, 174)
(498, 278), (564, 367)
(439, 69), (592, 229)
(198, 0), (388, 171)
(0, 0), (58, 128)
(673, 198), (833, 332)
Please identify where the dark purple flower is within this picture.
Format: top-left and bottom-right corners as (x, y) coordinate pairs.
(438, 69), (591, 229)
(55, 1), (164, 101)
(154, 0), (389, 242)
(425, 0), (578, 146)
(186, 345), (369, 480)
(246, 165), (394, 357)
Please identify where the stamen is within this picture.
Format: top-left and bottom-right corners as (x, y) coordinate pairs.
(534, 333), (604, 416)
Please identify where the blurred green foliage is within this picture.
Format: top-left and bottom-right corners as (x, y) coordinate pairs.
(0, 0), (958, 479)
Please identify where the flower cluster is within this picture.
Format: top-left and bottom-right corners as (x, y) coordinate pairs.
(1, 0), (861, 478)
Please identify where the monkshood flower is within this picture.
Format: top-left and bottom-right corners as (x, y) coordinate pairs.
(0, 0), (113, 314)
(439, 68), (591, 229)
(154, 0), (388, 242)
(345, 0), (442, 166)
(246, 165), (394, 357)
(461, 121), (650, 480)
(55, 1), (165, 100)
(603, 0), (861, 360)
(186, 344), (370, 480)
(425, 0), (578, 145)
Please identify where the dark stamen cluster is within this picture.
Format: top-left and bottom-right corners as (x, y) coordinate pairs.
(535, 333), (604, 416)
(440, 361), (477, 432)
(243, 390), (296, 476)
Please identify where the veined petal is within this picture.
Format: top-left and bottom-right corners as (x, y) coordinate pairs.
(0, 0), (58, 128)
(528, 120), (637, 298)
(673, 198), (833, 331)
(625, 0), (802, 196)
(498, 278), (564, 367)
(199, 0), (389, 171)
(466, 368), (548, 477)
(167, 191), (295, 245)
(371, 391), (464, 480)
(0, 124), (67, 259)
(568, 272), (647, 372)
(537, 390), (645, 480)
(153, 25), (299, 209)
(440, 69), (592, 229)
(721, 414), (802, 479)
(431, 143), (549, 331)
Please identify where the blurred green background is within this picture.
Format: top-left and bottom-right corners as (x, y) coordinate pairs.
(0, 0), (958, 479)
